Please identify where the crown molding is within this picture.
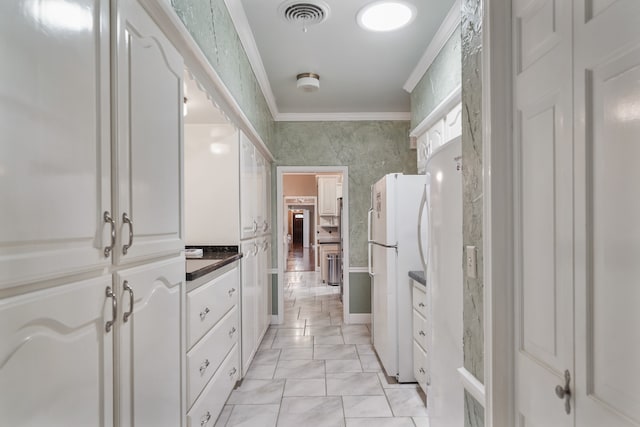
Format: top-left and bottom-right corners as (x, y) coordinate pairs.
(275, 112), (411, 122)
(223, 0), (279, 119)
(403, 0), (461, 93)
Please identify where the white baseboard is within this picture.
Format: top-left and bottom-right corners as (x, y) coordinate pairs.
(457, 367), (486, 407)
(348, 313), (371, 324)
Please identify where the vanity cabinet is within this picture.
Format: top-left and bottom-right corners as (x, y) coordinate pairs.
(185, 263), (240, 425)
(412, 280), (429, 393)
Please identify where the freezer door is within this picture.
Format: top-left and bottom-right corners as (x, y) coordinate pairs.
(370, 243), (398, 378)
(370, 175), (395, 245)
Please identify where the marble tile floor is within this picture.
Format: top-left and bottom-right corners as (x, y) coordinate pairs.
(216, 271), (428, 427)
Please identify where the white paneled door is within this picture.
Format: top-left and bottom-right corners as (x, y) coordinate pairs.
(574, 1), (640, 426)
(514, 0), (640, 425)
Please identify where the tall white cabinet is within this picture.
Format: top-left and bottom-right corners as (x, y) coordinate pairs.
(0, 0), (184, 425)
(239, 131), (272, 375)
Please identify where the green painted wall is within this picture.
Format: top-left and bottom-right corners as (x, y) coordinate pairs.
(171, 0), (275, 150)
(348, 273), (371, 313)
(275, 121), (416, 267)
(410, 26), (462, 130)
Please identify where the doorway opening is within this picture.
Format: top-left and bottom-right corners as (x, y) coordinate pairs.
(276, 167), (350, 325)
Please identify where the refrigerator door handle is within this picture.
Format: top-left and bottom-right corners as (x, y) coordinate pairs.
(417, 186), (427, 273)
(368, 208), (374, 276)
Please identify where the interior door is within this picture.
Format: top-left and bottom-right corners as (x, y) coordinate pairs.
(115, 0), (184, 265)
(514, 0), (575, 424)
(117, 257), (183, 427)
(574, 1), (640, 425)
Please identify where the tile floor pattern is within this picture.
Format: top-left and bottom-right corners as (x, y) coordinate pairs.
(216, 272), (429, 427)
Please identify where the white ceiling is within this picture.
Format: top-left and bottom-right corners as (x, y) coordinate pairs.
(230, 0), (458, 120)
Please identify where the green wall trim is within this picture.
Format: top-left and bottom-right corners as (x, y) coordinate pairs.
(348, 272), (371, 314)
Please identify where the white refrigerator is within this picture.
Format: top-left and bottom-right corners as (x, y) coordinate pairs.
(423, 137), (463, 426)
(368, 173), (424, 382)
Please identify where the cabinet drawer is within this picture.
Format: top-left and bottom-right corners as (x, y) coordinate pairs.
(187, 306), (239, 409)
(412, 283), (427, 314)
(413, 309), (428, 350)
(187, 268), (239, 348)
(187, 345), (239, 427)
(413, 341), (428, 393)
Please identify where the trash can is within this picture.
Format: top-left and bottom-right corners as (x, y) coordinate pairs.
(327, 253), (341, 286)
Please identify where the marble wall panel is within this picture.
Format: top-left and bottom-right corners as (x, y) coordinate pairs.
(462, 0), (484, 426)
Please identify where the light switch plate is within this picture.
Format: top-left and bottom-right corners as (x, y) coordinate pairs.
(466, 246), (477, 278)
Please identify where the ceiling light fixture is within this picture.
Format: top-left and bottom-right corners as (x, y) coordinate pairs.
(296, 73), (320, 92)
(357, 1), (416, 32)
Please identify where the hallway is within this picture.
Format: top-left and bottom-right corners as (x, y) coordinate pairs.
(215, 272), (428, 427)
(285, 244), (315, 272)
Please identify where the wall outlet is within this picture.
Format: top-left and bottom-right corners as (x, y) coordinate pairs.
(466, 246), (477, 279)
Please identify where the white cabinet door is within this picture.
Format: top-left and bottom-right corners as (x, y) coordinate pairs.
(318, 176), (338, 216)
(0, 0), (111, 289)
(263, 161), (272, 234)
(114, 0), (183, 265)
(426, 119), (445, 154)
(240, 132), (257, 239)
(116, 257), (183, 427)
(0, 276), (114, 426)
(254, 152), (266, 231)
(241, 240), (259, 375)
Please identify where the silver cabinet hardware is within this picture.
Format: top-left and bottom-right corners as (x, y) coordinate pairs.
(418, 302), (425, 308)
(200, 307), (210, 321)
(199, 359), (210, 375)
(200, 411), (211, 426)
(419, 330), (426, 336)
(228, 288), (236, 297)
(103, 211), (116, 257)
(252, 220), (258, 233)
(122, 212), (133, 255)
(105, 286), (117, 332)
(228, 367), (237, 377)
(419, 368), (425, 374)
(555, 370), (572, 415)
(228, 327), (237, 338)
(123, 281), (134, 323)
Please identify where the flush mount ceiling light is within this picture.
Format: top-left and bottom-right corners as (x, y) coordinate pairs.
(357, 1), (416, 32)
(296, 73), (320, 92)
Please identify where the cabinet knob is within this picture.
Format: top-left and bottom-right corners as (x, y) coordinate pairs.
(200, 411), (211, 426)
(200, 307), (210, 321)
(199, 359), (210, 375)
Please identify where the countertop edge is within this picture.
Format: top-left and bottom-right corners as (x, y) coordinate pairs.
(186, 253), (243, 281)
(409, 270), (426, 286)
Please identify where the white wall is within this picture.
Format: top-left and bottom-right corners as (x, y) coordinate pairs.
(184, 124), (239, 245)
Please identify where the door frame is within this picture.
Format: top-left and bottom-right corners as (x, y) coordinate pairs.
(276, 166), (349, 325)
(483, 0), (515, 426)
(283, 197), (317, 266)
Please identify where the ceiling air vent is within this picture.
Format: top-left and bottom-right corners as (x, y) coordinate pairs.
(279, 1), (330, 31)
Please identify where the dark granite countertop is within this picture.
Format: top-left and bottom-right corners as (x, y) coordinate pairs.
(185, 246), (242, 281)
(409, 270), (426, 286)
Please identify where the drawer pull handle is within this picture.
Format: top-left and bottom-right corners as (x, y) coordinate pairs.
(419, 330), (426, 336)
(419, 368), (426, 374)
(418, 302), (425, 308)
(229, 327), (237, 338)
(229, 367), (237, 377)
(199, 359), (210, 375)
(105, 286), (117, 333)
(123, 281), (134, 323)
(228, 288), (236, 297)
(200, 307), (210, 320)
(122, 212), (134, 255)
(200, 411), (211, 426)
(103, 211), (116, 258)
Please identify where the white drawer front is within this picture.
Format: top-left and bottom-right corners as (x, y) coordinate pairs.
(187, 268), (239, 348)
(413, 309), (428, 350)
(187, 305), (239, 409)
(413, 341), (428, 394)
(187, 344), (239, 427)
(412, 283), (427, 315)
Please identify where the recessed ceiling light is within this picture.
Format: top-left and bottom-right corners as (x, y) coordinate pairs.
(357, 1), (416, 32)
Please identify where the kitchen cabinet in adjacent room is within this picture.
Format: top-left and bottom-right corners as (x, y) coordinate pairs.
(317, 175), (339, 216)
